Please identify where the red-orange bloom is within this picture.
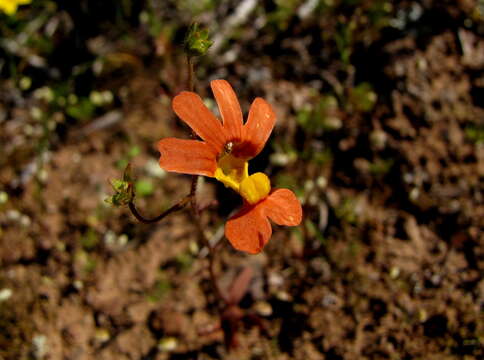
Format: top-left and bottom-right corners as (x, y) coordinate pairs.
(157, 80), (302, 254)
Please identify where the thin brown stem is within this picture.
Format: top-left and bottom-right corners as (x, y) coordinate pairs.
(208, 246), (226, 305)
(128, 55), (197, 224)
(191, 207), (227, 305)
(186, 55), (200, 205)
(129, 51), (225, 306)
(189, 175), (199, 205)
(187, 56), (194, 92)
(128, 195), (190, 224)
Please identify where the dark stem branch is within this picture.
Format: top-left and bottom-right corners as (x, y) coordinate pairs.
(186, 54), (224, 305)
(127, 55), (197, 224)
(187, 56), (194, 92)
(186, 55), (200, 211)
(191, 205), (227, 304)
(129, 52), (225, 307)
(128, 195), (190, 224)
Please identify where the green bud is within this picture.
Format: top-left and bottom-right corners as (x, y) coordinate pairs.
(105, 164), (135, 207)
(184, 23), (213, 57)
(110, 179), (129, 193)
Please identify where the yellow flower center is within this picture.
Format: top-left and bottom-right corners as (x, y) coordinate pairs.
(0, 0), (31, 15)
(214, 152), (271, 204)
(214, 153), (248, 192)
(239, 173), (271, 205)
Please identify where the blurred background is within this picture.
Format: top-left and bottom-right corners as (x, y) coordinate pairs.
(0, 0), (483, 359)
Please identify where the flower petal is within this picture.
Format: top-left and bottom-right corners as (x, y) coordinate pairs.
(225, 203), (272, 254)
(233, 98), (276, 159)
(172, 91), (226, 152)
(157, 138), (217, 176)
(211, 80), (243, 142)
(263, 188), (302, 226)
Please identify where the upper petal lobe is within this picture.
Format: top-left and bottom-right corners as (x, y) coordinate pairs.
(157, 138), (218, 176)
(172, 91), (226, 152)
(233, 98), (276, 159)
(211, 80), (243, 142)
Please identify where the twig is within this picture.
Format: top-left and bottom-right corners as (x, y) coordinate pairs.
(128, 195), (190, 224)
(191, 206), (227, 305)
(187, 56), (194, 92)
(187, 53), (224, 305)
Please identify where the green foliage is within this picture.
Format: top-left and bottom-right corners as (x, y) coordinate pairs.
(334, 198), (358, 224)
(175, 252), (194, 271)
(81, 228), (99, 250)
(177, 0), (217, 16)
(139, 9), (176, 39)
(147, 274), (172, 302)
(465, 124), (484, 144)
(335, 19), (356, 65)
(75, 250), (97, 274)
(270, 142), (298, 166)
(347, 239), (361, 257)
(127, 145), (141, 158)
(369, 158), (393, 176)
(348, 82), (377, 112)
(366, 0), (393, 29)
(305, 219), (327, 245)
(116, 146), (140, 170)
(297, 95), (342, 135)
(135, 179), (154, 197)
(311, 148), (333, 165)
(275, 173), (299, 194)
(65, 97), (96, 121)
(267, 0), (303, 30)
(326, 1), (393, 66)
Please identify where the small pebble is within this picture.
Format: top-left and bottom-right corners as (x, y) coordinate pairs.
(390, 267), (400, 279)
(0, 191), (8, 205)
(0, 288), (13, 302)
(254, 300), (273, 316)
(158, 337), (178, 352)
(32, 334), (48, 359)
(95, 328), (110, 343)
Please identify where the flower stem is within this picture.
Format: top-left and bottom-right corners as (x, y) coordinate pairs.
(128, 195), (190, 224)
(130, 51), (225, 306)
(127, 54), (197, 224)
(191, 206), (226, 304)
(187, 56), (194, 92)
(186, 55), (200, 208)
(185, 54), (225, 306)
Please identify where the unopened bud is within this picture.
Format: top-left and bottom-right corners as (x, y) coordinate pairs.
(184, 23), (213, 57)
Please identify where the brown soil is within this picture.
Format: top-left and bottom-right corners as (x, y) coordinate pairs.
(0, 2), (483, 359)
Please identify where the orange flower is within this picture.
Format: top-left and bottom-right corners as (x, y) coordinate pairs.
(157, 80), (302, 254)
